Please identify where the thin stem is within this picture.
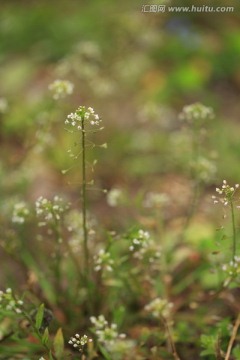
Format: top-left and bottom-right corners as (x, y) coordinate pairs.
(53, 219), (62, 292)
(182, 127), (202, 235)
(215, 333), (222, 360)
(81, 118), (89, 278)
(225, 313), (240, 360)
(183, 180), (201, 235)
(161, 316), (181, 360)
(230, 200), (236, 260)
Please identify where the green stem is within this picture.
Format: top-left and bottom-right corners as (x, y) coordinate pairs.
(81, 117), (89, 278)
(161, 316), (181, 360)
(183, 180), (201, 234)
(230, 200), (236, 260)
(52, 218), (62, 294)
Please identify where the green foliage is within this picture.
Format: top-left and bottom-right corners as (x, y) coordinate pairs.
(53, 328), (64, 359)
(200, 334), (218, 357)
(35, 303), (45, 331)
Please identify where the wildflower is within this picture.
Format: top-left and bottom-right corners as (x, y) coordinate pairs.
(129, 229), (161, 262)
(107, 188), (123, 207)
(90, 315), (108, 329)
(222, 256), (240, 279)
(0, 288), (24, 314)
(179, 102), (214, 125)
(35, 195), (68, 227)
(68, 334), (92, 352)
(94, 249), (114, 272)
(48, 79), (74, 100)
(65, 106), (102, 131)
(190, 157), (217, 183)
(90, 315), (126, 347)
(12, 202), (30, 224)
(90, 315), (135, 358)
(129, 229), (150, 252)
(212, 180), (239, 207)
(145, 297), (173, 318)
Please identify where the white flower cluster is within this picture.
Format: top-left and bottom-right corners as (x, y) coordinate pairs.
(212, 180), (239, 207)
(68, 333), (92, 352)
(0, 288), (24, 314)
(94, 249), (114, 272)
(129, 229), (161, 262)
(12, 201), (30, 224)
(222, 256), (240, 278)
(35, 195), (68, 226)
(190, 157), (217, 183)
(90, 315), (126, 347)
(145, 297), (173, 319)
(48, 79), (74, 100)
(179, 102), (214, 124)
(107, 188), (123, 207)
(65, 106), (102, 131)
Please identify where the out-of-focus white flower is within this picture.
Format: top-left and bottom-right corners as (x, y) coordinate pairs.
(94, 249), (114, 272)
(49, 79), (74, 100)
(12, 202), (30, 224)
(145, 297), (173, 318)
(179, 102), (214, 124)
(107, 188), (123, 207)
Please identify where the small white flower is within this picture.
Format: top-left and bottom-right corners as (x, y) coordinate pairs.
(64, 106), (102, 131)
(68, 334), (92, 352)
(12, 202), (30, 224)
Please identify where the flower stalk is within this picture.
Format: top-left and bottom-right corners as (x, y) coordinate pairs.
(230, 200), (237, 260)
(81, 116), (89, 278)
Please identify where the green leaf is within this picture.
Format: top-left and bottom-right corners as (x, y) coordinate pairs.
(98, 344), (112, 360)
(53, 328), (64, 358)
(200, 334), (217, 356)
(35, 303), (45, 331)
(42, 327), (50, 347)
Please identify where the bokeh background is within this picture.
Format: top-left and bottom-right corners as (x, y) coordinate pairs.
(1, 0), (240, 282)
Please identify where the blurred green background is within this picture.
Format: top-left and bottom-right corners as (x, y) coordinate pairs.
(1, 0), (240, 228)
